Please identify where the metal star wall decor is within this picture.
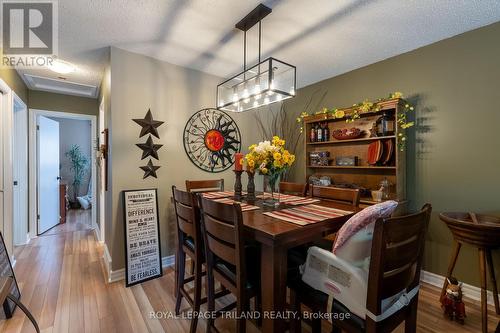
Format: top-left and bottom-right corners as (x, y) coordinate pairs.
(136, 135), (163, 160)
(133, 109), (164, 138)
(140, 159), (161, 179)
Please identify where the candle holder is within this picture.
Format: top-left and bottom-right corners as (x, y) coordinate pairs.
(246, 170), (256, 202)
(233, 170), (243, 201)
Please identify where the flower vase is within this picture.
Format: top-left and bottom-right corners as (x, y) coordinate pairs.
(263, 173), (281, 207)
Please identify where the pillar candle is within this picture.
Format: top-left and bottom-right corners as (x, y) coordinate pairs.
(234, 153), (243, 171)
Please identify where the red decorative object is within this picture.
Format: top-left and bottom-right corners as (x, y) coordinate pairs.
(234, 153), (243, 171)
(205, 129), (225, 152)
(332, 127), (363, 140)
(367, 140), (383, 165)
(441, 277), (466, 324)
(380, 139), (394, 165)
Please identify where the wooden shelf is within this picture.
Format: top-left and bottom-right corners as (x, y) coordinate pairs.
(307, 165), (396, 170)
(307, 136), (395, 145)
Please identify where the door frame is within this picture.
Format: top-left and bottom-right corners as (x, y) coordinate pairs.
(12, 93), (28, 245)
(29, 109), (98, 238)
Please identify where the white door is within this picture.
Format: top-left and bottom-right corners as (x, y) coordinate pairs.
(13, 101), (28, 245)
(37, 116), (60, 234)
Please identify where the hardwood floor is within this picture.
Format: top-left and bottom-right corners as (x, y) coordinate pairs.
(0, 210), (498, 333)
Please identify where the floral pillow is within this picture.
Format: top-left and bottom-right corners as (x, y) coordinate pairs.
(332, 200), (398, 254)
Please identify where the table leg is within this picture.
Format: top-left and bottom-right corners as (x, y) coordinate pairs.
(486, 250), (500, 314)
(260, 243), (287, 333)
(440, 240), (461, 301)
(479, 248), (488, 333)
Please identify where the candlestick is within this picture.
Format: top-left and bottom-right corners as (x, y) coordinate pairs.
(233, 170), (243, 201)
(234, 152), (243, 171)
(246, 170), (256, 201)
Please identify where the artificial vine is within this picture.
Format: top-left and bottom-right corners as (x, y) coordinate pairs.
(297, 92), (415, 151)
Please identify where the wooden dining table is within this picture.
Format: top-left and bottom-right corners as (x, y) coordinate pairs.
(239, 198), (358, 333)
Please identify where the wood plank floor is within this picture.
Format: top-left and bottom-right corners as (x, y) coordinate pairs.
(0, 210), (498, 333)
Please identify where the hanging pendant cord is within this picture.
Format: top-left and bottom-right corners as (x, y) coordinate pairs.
(258, 20), (262, 64)
(243, 30), (247, 80)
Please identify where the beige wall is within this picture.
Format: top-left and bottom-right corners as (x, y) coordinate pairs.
(107, 47), (266, 270)
(29, 90), (98, 115)
(284, 22), (500, 288)
(0, 68), (28, 103)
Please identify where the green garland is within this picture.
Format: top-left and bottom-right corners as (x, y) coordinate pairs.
(297, 92), (415, 151)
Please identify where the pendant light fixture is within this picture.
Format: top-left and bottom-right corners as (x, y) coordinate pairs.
(217, 4), (296, 112)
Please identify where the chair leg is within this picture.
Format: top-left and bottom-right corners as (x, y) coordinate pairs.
(175, 248), (186, 315)
(311, 317), (321, 333)
(404, 296), (418, 333)
(236, 297), (247, 333)
(190, 259), (202, 333)
(206, 261), (216, 333)
(441, 241), (461, 301)
(479, 248), (488, 333)
(289, 289), (301, 333)
(190, 260), (195, 276)
(486, 250), (500, 314)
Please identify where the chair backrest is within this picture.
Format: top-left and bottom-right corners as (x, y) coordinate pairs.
(199, 196), (246, 287)
(366, 204), (432, 316)
(310, 185), (360, 207)
(279, 182), (308, 196)
(172, 186), (201, 251)
(186, 179), (224, 193)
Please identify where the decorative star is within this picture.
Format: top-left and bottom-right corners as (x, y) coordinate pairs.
(136, 135), (163, 160)
(140, 159), (161, 179)
(133, 109), (164, 138)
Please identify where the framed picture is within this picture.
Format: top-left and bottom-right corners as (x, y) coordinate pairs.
(0, 232), (21, 318)
(122, 189), (162, 287)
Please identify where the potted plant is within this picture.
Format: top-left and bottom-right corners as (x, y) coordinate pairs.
(65, 144), (89, 208)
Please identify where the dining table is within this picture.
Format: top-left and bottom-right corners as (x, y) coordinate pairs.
(232, 196), (359, 333)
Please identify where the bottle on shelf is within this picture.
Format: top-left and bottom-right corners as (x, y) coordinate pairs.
(316, 123), (323, 142)
(310, 124), (316, 142)
(322, 122), (330, 142)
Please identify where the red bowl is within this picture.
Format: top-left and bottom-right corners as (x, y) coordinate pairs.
(332, 128), (363, 140)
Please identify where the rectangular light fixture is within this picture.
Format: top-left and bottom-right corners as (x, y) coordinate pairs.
(217, 57), (296, 112)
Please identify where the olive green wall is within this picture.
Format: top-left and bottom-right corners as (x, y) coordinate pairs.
(0, 68), (28, 103)
(29, 90), (98, 115)
(284, 22), (500, 289)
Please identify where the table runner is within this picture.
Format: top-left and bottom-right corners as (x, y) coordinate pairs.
(212, 198), (260, 211)
(263, 204), (353, 226)
(257, 193), (320, 204)
(201, 191), (246, 199)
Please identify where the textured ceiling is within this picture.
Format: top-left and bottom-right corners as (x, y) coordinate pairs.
(17, 0), (500, 97)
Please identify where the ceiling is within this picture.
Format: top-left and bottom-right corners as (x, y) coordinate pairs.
(18, 0), (500, 98)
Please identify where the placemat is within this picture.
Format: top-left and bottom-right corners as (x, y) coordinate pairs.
(264, 204), (352, 226)
(212, 198), (260, 211)
(202, 191), (246, 199)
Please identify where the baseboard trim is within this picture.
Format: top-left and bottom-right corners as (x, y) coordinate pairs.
(421, 270), (499, 306)
(93, 224), (102, 243)
(103, 249), (175, 283)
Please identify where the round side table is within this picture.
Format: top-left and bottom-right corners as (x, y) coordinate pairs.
(440, 212), (500, 333)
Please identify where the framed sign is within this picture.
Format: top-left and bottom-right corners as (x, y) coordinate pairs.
(122, 189), (162, 287)
(0, 232), (20, 318)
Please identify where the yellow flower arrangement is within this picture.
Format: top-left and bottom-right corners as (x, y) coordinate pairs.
(244, 136), (295, 178)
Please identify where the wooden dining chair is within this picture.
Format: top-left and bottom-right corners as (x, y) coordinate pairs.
(171, 186), (205, 333)
(279, 181), (308, 196)
(186, 179), (224, 193)
(198, 196), (261, 333)
(289, 204), (432, 333)
(309, 185), (360, 207)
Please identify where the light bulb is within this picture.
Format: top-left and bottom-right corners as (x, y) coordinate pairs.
(253, 84), (261, 94)
(289, 88), (295, 96)
(233, 93), (238, 102)
(255, 94), (261, 100)
(267, 90), (274, 96)
(253, 100), (259, 108)
(270, 80), (275, 90)
(264, 97), (270, 104)
(243, 88), (249, 98)
(244, 98), (250, 104)
(276, 95), (282, 102)
(219, 100), (224, 107)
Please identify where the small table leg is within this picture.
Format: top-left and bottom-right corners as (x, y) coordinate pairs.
(479, 248), (488, 333)
(486, 250), (500, 314)
(260, 244), (287, 333)
(440, 240), (462, 301)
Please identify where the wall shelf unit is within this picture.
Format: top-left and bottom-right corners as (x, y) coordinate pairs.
(303, 98), (407, 207)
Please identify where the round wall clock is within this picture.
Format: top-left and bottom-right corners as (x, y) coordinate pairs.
(183, 108), (241, 173)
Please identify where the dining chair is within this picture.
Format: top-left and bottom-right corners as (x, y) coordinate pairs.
(171, 186), (205, 333)
(198, 196), (261, 333)
(186, 179), (224, 193)
(288, 204), (432, 333)
(309, 184), (360, 206)
(279, 181), (308, 196)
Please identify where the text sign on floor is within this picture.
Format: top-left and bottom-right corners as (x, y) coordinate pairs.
(123, 189), (162, 287)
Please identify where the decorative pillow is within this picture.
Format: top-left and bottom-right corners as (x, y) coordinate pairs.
(332, 200), (398, 254)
